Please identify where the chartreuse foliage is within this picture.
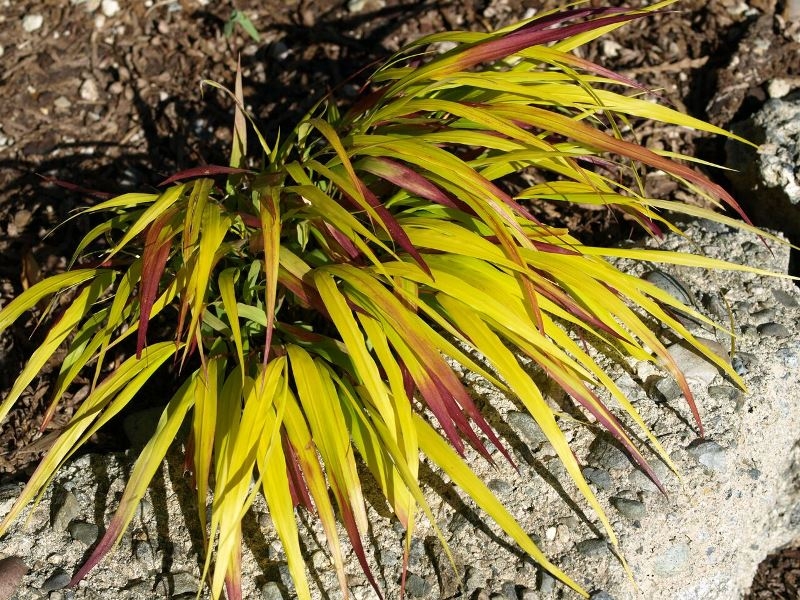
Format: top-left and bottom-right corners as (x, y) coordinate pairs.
(0, 2), (786, 598)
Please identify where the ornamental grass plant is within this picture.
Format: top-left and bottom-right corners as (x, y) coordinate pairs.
(0, 2), (785, 598)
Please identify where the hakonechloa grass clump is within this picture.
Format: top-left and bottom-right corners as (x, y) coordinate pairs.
(0, 2), (784, 598)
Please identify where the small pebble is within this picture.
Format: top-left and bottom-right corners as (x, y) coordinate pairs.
(772, 289), (799, 307)
(78, 0), (101, 11)
(379, 549), (399, 568)
(767, 78), (794, 99)
(53, 96), (72, 109)
(404, 573), (431, 598)
(51, 490), (80, 531)
(587, 435), (630, 470)
(777, 346), (799, 369)
(347, 0), (386, 12)
(707, 385), (742, 402)
(750, 308), (777, 324)
(537, 571), (556, 593)
(650, 376), (682, 402)
(68, 521), (99, 545)
(488, 478), (511, 494)
(101, 0), (120, 17)
(732, 352), (757, 376)
(590, 592), (615, 600)
(601, 39), (622, 58)
(757, 322), (790, 337)
(583, 466), (613, 490)
(576, 538), (609, 557)
(79, 78), (100, 102)
(22, 14), (44, 32)
(687, 440), (727, 472)
(665, 339), (728, 388)
(653, 542), (690, 576)
(610, 497), (646, 521)
(260, 581), (284, 600)
(41, 569), (70, 592)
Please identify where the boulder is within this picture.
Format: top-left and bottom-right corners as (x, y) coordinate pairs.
(726, 95), (800, 239)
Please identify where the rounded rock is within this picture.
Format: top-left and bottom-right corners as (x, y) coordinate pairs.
(707, 385), (742, 402)
(41, 568), (70, 592)
(650, 376), (682, 402)
(260, 581), (284, 600)
(687, 440), (727, 472)
(488, 478), (512, 494)
(68, 521), (99, 545)
(22, 14), (44, 32)
(79, 79), (100, 102)
(772, 288), (799, 307)
(757, 322), (790, 337)
(0, 556), (28, 600)
(610, 497), (646, 521)
(101, 0), (120, 17)
(583, 466), (613, 490)
(665, 339), (728, 388)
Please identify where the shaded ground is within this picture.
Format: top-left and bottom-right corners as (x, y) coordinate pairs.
(1, 0), (799, 596)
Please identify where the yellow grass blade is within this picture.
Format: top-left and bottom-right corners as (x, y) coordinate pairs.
(414, 411), (588, 597)
(0, 270), (115, 425)
(256, 376), (311, 600)
(206, 359), (285, 599)
(0, 269), (105, 332)
(0, 341), (179, 536)
(183, 202), (232, 363)
(104, 184), (186, 261)
(281, 390), (350, 597)
(218, 269), (245, 374)
(70, 367), (196, 586)
(287, 344), (369, 533)
(193, 357), (222, 543)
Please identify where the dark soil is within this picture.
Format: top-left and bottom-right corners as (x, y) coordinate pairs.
(1, 0), (799, 596)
